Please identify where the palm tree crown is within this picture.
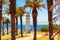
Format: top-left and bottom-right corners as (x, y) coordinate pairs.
(16, 7), (26, 16)
(4, 8), (10, 15)
(24, 0), (45, 9)
(0, 0), (10, 4)
(4, 18), (10, 24)
(4, 7), (26, 17)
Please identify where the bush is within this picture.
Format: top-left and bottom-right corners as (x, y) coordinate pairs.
(40, 24), (59, 32)
(40, 25), (49, 32)
(53, 24), (60, 30)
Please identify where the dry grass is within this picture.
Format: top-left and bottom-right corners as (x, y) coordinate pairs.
(32, 31), (58, 40)
(36, 35), (58, 40)
(1, 31), (59, 40)
(37, 36), (49, 40)
(1, 34), (29, 40)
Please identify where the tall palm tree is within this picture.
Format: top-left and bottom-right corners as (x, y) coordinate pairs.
(16, 7), (26, 37)
(4, 18), (10, 34)
(0, 0), (9, 39)
(10, 0), (16, 40)
(4, 7), (19, 35)
(2, 17), (6, 36)
(0, 0), (2, 40)
(4, 0), (16, 39)
(24, 0), (45, 40)
(15, 17), (18, 35)
(47, 0), (54, 40)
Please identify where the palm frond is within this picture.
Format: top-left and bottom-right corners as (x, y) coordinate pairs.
(25, 0), (32, 3)
(1, 0), (9, 4)
(37, 8), (42, 11)
(53, 16), (58, 23)
(4, 8), (10, 15)
(30, 8), (32, 13)
(53, 16), (58, 20)
(24, 0), (33, 8)
(38, 0), (43, 3)
(36, 4), (46, 9)
(15, 13), (19, 17)
(33, 0), (37, 2)
(53, 9), (58, 16)
(0, 0), (2, 2)
(39, 0), (42, 2)
(16, 7), (26, 16)
(49, 2), (57, 11)
(40, 4), (46, 8)
(4, 18), (10, 23)
(24, 3), (33, 8)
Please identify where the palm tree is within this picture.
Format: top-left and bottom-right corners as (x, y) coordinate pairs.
(51, 0), (60, 40)
(2, 17), (6, 36)
(9, 0), (16, 40)
(0, 0), (9, 39)
(47, 0), (54, 40)
(24, 0), (45, 40)
(0, 0), (2, 39)
(4, 7), (19, 35)
(15, 17), (18, 35)
(16, 7), (26, 37)
(4, 18), (10, 34)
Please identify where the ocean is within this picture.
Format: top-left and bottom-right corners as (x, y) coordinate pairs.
(2, 24), (47, 30)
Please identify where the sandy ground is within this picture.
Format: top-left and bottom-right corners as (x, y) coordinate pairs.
(16, 34), (42, 40)
(1, 28), (50, 40)
(1, 28), (45, 40)
(2, 30), (59, 40)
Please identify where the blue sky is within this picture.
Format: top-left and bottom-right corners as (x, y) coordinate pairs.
(2, 0), (59, 25)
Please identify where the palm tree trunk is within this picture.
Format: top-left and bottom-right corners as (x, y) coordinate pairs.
(11, 16), (15, 40)
(7, 23), (8, 34)
(32, 8), (37, 40)
(2, 22), (4, 36)
(20, 15), (23, 37)
(33, 17), (37, 40)
(16, 17), (18, 35)
(10, 0), (16, 40)
(0, 1), (2, 40)
(47, 0), (54, 40)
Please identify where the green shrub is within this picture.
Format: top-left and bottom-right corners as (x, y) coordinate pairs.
(40, 25), (49, 32)
(53, 24), (60, 30)
(40, 24), (59, 32)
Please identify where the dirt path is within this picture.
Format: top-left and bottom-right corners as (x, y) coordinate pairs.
(16, 34), (42, 40)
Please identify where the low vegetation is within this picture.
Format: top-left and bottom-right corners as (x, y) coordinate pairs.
(40, 24), (59, 32)
(40, 24), (59, 35)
